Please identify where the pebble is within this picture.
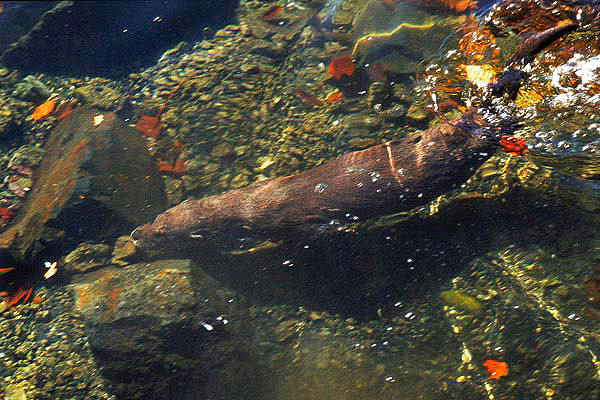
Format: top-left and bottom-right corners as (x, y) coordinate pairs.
(256, 156), (275, 172)
(211, 142), (234, 159)
(406, 104), (428, 121)
(230, 171), (251, 188)
(240, 64), (260, 74)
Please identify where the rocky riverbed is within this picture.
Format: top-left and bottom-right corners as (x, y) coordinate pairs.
(1, 0), (600, 399)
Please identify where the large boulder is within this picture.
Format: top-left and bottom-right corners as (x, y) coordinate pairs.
(0, 108), (166, 264)
(70, 259), (266, 399)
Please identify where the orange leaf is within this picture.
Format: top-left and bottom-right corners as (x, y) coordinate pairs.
(328, 56), (355, 80)
(157, 157), (186, 175)
(326, 91), (344, 103)
(136, 115), (162, 138)
(32, 99), (56, 121)
(0, 206), (14, 221)
(263, 5), (283, 20)
(483, 359), (508, 379)
(172, 157), (186, 175)
(500, 136), (527, 156)
(157, 161), (174, 172)
(6, 287), (33, 307)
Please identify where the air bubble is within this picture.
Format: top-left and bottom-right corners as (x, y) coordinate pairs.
(314, 183), (328, 193)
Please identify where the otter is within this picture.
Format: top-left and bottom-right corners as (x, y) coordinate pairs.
(131, 113), (503, 255)
(131, 16), (581, 256)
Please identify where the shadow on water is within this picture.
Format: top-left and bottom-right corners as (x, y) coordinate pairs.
(0, 0), (240, 77)
(182, 188), (590, 320)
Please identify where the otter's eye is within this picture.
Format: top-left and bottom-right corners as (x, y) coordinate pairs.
(189, 230), (208, 239)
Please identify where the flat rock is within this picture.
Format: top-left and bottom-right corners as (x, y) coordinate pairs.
(63, 242), (111, 274)
(0, 108), (166, 264)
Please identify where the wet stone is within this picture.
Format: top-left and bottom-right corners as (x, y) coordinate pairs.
(182, 174), (206, 193)
(7, 176), (32, 198)
(71, 259), (255, 399)
(3, 383), (29, 400)
(367, 81), (392, 110)
(182, 158), (203, 174)
(379, 104), (407, 120)
(110, 235), (139, 267)
(211, 142), (235, 159)
(346, 137), (377, 150)
(63, 242), (111, 274)
(12, 75), (52, 102)
(240, 64), (260, 74)
(255, 156), (275, 172)
(247, 4), (310, 42)
(406, 103), (428, 121)
(7, 145), (45, 170)
(230, 171), (251, 189)
(250, 40), (287, 59)
(75, 80), (124, 110)
(157, 41), (192, 63)
(224, 24), (240, 32)
(0, 96), (16, 138)
(234, 145), (250, 156)
(164, 176), (185, 206)
(215, 28), (235, 38)
(0, 108), (167, 264)
(344, 114), (381, 130)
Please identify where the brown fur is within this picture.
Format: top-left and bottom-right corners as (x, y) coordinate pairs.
(508, 23), (578, 65)
(131, 113), (498, 254)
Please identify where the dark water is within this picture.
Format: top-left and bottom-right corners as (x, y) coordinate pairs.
(0, 0), (600, 399)
(0, 0), (239, 76)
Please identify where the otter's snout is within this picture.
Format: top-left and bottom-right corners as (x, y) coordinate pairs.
(130, 225), (150, 248)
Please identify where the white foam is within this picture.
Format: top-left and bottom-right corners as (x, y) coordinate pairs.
(576, 54), (600, 85)
(551, 53), (600, 91)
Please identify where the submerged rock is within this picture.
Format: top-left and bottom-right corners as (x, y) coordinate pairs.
(247, 4), (311, 42)
(63, 242), (111, 274)
(110, 235), (140, 266)
(75, 79), (124, 111)
(71, 259), (259, 399)
(439, 290), (482, 313)
(0, 108), (166, 264)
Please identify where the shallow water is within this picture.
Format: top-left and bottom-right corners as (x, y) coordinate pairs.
(1, 0), (600, 399)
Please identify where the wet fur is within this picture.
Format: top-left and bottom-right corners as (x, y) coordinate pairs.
(132, 113), (499, 254)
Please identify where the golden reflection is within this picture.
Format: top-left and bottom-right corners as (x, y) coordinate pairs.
(514, 86), (546, 108)
(351, 22), (435, 58)
(460, 64), (496, 88)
